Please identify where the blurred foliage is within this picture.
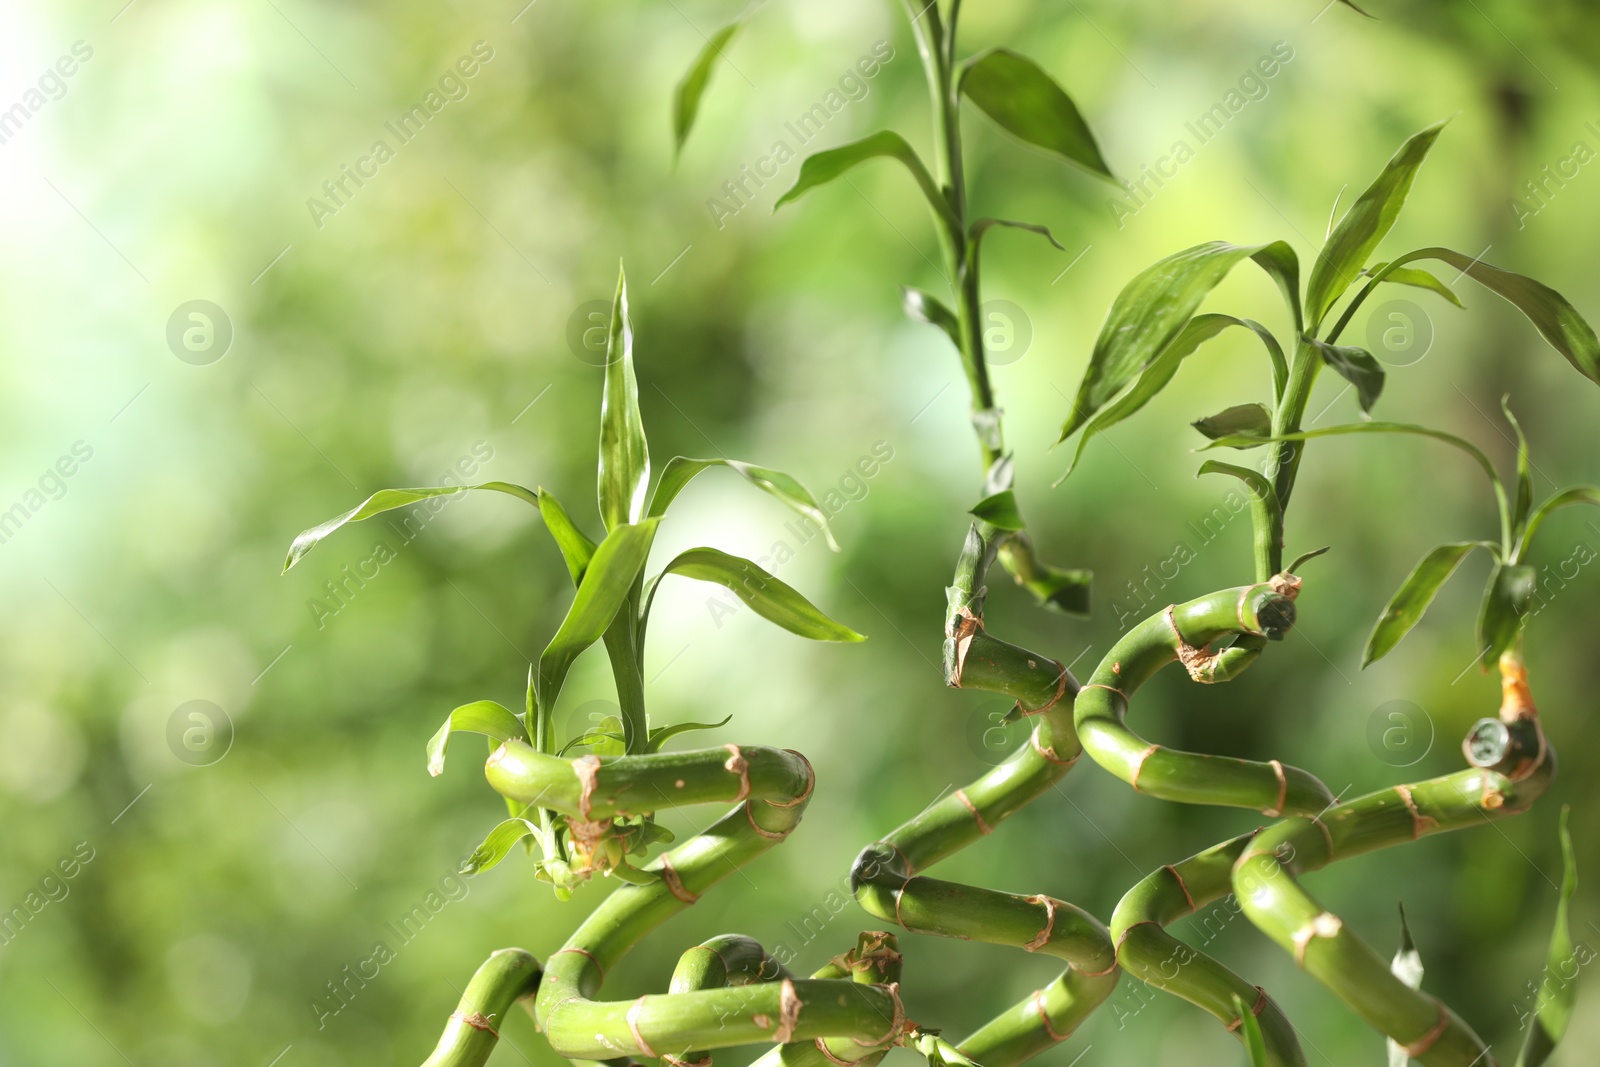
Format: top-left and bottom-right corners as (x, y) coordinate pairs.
(0, 0), (1597, 1065)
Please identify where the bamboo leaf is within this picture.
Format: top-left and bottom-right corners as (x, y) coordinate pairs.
(672, 22), (740, 157)
(648, 457), (839, 551)
(426, 700), (528, 777)
(996, 535), (1091, 616)
(646, 715), (733, 753)
(1192, 403), (1272, 444)
(968, 217), (1067, 256)
(539, 489), (598, 588)
(958, 48), (1114, 180)
(1306, 121), (1447, 331)
(971, 489), (1025, 531)
(1308, 338), (1385, 412)
(1369, 248), (1600, 384)
(773, 131), (955, 230)
(538, 520), (661, 714)
(1503, 398), (1533, 542)
(284, 482), (538, 571)
(651, 546), (864, 642)
(904, 287), (963, 353)
(1059, 313), (1284, 480)
(461, 818), (540, 875)
(1364, 262), (1464, 307)
(1515, 807), (1578, 1067)
(1386, 904), (1425, 1067)
(1519, 486), (1600, 559)
(1251, 240), (1303, 337)
(599, 266), (650, 532)
(1364, 542), (1487, 667)
(1477, 560), (1537, 668)
(1231, 993), (1270, 1067)
(1059, 243), (1273, 442)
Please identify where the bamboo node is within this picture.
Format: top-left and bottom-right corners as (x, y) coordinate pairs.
(1404, 1002), (1452, 1057)
(626, 996), (659, 1058)
(947, 606), (984, 688)
(723, 744), (751, 802)
(772, 979), (802, 1044)
(574, 754), (603, 821)
(452, 1011), (499, 1036)
(954, 789), (993, 835)
(1023, 895), (1057, 952)
(1166, 605), (1222, 683)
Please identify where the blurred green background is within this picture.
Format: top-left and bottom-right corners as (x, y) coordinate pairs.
(2, 0), (1597, 1064)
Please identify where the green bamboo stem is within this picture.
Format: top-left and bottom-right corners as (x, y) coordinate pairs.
(420, 949), (543, 1067)
(1234, 658), (1554, 1066)
(1073, 584), (1336, 815)
(1109, 834), (1306, 1067)
(667, 935), (790, 1067)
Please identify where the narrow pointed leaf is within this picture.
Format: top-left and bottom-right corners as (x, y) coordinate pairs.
(427, 700), (528, 777)
(1306, 121), (1447, 330)
(1519, 486), (1600, 558)
(461, 818), (540, 875)
(958, 48), (1114, 180)
(773, 131), (955, 230)
(1477, 560), (1537, 667)
(1060, 242), (1271, 442)
(654, 546), (864, 641)
(1364, 542), (1486, 666)
(672, 22), (740, 156)
(1372, 248), (1600, 384)
(968, 217), (1067, 256)
(1515, 807), (1578, 1067)
(598, 267), (650, 532)
(1309, 338), (1385, 412)
(539, 489), (598, 587)
(1059, 314), (1283, 480)
(1503, 398), (1533, 541)
(903, 287), (962, 353)
(1192, 403), (1272, 444)
(1387, 904), (1425, 1067)
(284, 482), (538, 571)
(1231, 993), (1270, 1067)
(648, 457), (839, 550)
(1365, 262), (1464, 307)
(971, 489), (1025, 531)
(646, 715), (733, 753)
(1251, 241), (1303, 337)
(538, 520), (661, 713)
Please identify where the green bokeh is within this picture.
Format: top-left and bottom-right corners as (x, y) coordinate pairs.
(1, 1), (1596, 1064)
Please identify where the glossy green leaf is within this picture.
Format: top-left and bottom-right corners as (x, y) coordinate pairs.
(538, 520), (661, 716)
(1308, 338), (1385, 412)
(652, 546), (863, 642)
(1060, 243), (1272, 442)
(648, 457), (839, 551)
(1515, 807), (1578, 1067)
(562, 714), (625, 758)
(426, 700), (527, 778)
(1365, 262), (1464, 307)
(1477, 560), (1537, 668)
(773, 130), (955, 230)
(1504, 398), (1533, 542)
(1386, 904), (1425, 1067)
(971, 489), (1025, 531)
(903, 287), (962, 353)
(1059, 314), (1284, 480)
(1199, 421), (1511, 550)
(958, 48), (1113, 180)
(461, 818), (540, 875)
(1306, 121), (1447, 331)
(598, 266), (650, 532)
(671, 22), (740, 157)
(1251, 240), (1303, 337)
(538, 489), (598, 587)
(1192, 403), (1272, 444)
(1518, 486), (1600, 560)
(646, 715), (733, 753)
(968, 217), (1067, 257)
(1231, 993), (1269, 1067)
(284, 482), (538, 571)
(1364, 542), (1486, 667)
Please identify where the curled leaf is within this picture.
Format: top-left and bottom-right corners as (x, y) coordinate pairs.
(1477, 560), (1537, 668)
(904, 287), (962, 353)
(284, 483), (538, 571)
(971, 489), (1025, 531)
(1308, 338), (1385, 412)
(1192, 403), (1272, 444)
(462, 818), (540, 875)
(773, 131), (955, 231)
(647, 546), (863, 642)
(648, 457), (840, 551)
(427, 700), (528, 777)
(598, 265), (650, 532)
